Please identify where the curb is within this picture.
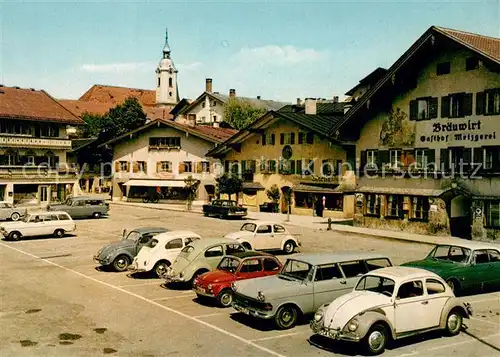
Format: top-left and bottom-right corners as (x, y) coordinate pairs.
(110, 201), (202, 214)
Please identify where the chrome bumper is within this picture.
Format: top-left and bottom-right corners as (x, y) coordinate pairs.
(310, 321), (360, 342)
(193, 285), (215, 298)
(232, 301), (274, 319)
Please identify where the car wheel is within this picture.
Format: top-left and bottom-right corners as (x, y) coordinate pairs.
(274, 305), (298, 330)
(154, 261), (170, 278)
(113, 255), (130, 272)
(283, 240), (295, 254)
(445, 309), (463, 336)
(446, 279), (460, 295)
(203, 212), (209, 217)
(92, 212), (101, 219)
(10, 212), (20, 221)
(363, 323), (388, 355)
(54, 229), (65, 238)
(217, 289), (233, 308)
(9, 231), (22, 241)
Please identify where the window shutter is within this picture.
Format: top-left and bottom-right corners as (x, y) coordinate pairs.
(440, 148), (450, 172)
(290, 133), (295, 144)
(441, 96), (450, 118)
(290, 160), (295, 174)
(378, 150), (389, 168)
(262, 134), (266, 146)
(473, 148), (483, 169)
(271, 134), (275, 145)
(404, 149), (415, 167)
(143, 162), (147, 173)
(360, 150), (367, 171)
(156, 162), (161, 173)
(115, 162), (120, 172)
(241, 160), (246, 172)
(463, 148), (472, 171)
(409, 100), (418, 120)
(464, 93), (473, 116)
(427, 149), (435, 169)
(196, 162), (202, 173)
(298, 132), (304, 144)
(429, 97), (438, 119)
(126, 162), (131, 172)
(492, 147), (500, 171)
(476, 92), (485, 115)
(296, 159), (302, 174)
(133, 162), (139, 173)
(280, 133), (284, 145)
(179, 162), (185, 174)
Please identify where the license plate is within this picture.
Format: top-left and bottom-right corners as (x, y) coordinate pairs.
(237, 306), (249, 315)
(196, 286), (205, 294)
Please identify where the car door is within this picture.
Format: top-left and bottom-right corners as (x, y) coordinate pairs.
(312, 263), (347, 310)
(204, 245), (225, 270)
(272, 224), (287, 250)
(236, 258), (264, 281)
(254, 224), (273, 250)
(338, 260), (369, 288)
(71, 200), (86, 218)
(424, 278), (449, 327)
(486, 249), (500, 287)
(25, 215), (46, 236)
(394, 279), (430, 333)
(44, 214), (61, 235)
(262, 257), (281, 276)
(467, 249), (493, 290)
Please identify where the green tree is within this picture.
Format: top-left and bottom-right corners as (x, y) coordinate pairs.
(223, 98), (267, 129)
(184, 175), (200, 210)
(79, 112), (104, 138)
(216, 173), (243, 201)
(282, 187), (293, 221)
(99, 97), (147, 142)
(266, 184), (280, 212)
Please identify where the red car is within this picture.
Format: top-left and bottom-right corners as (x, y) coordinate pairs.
(193, 251), (282, 307)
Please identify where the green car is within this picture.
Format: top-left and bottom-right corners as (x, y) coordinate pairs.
(402, 241), (500, 295)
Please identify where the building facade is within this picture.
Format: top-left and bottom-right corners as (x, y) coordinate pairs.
(0, 86), (84, 205)
(105, 119), (236, 203)
(332, 26), (500, 240)
(208, 99), (356, 218)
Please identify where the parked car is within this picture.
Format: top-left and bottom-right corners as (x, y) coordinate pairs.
(94, 227), (168, 271)
(0, 211), (75, 241)
(129, 231), (202, 277)
(0, 201), (27, 221)
(225, 221), (301, 254)
(232, 252), (393, 329)
(310, 266), (472, 355)
(402, 241), (500, 295)
(203, 200), (247, 219)
(164, 238), (246, 285)
(259, 202), (279, 213)
(193, 251), (282, 307)
(48, 196), (109, 219)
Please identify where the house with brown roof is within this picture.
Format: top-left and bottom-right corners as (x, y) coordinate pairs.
(0, 85), (85, 205)
(332, 26), (500, 240)
(102, 118), (236, 203)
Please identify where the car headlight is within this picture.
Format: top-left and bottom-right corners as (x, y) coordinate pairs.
(348, 318), (359, 332)
(231, 282), (237, 291)
(105, 252), (113, 261)
(314, 310), (324, 322)
(207, 284), (213, 291)
(257, 291), (265, 301)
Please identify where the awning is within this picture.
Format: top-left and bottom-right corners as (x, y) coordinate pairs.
(242, 182), (265, 190)
(356, 186), (445, 197)
(294, 184), (341, 194)
(123, 179), (185, 188)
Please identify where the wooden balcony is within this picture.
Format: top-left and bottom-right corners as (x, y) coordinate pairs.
(0, 135), (71, 149)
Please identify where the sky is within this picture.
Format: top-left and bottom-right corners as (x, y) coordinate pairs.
(1, 0), (499, 102)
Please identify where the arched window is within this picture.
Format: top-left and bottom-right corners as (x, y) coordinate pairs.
(168, 77), (173, 88)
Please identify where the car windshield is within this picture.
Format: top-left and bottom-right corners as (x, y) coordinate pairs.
(279, 259), (312, 281)
(218, 257), (241, 273)
(428, 245), (472, 263)
(64, 198), (74, 205)
(125, 231), (141, 242)
(240, 223), (256, 232)
(355, 275), (396, 295)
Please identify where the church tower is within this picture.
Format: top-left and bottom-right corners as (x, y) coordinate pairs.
(156, 28), (179, 106)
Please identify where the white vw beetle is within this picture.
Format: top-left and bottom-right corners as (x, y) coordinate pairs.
(224, 221), (300, 254)
(310, 266), (472, 355)
(128, 231), (201, 277)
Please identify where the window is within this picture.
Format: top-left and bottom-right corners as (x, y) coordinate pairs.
(366, 194), (380, 216)
(226, 244), (245, 255)
(202, 102), (206, 108)
(149, 137), (181, 149)
(27, 156), (35, 165)
(135, 161), (146, 172)
(256, 225), (272, 234)
(158, 161), (172, 173)
(157, 78), (161, 87)
(58, 214), (70, 220)
(298, 132), (304, 144)
(280, 133), (295, 145)
(465, 57), (479, 71)
(339, 261), (368, 278)
(437, 62), (450, 75)
(426, 279), (446, 295)
(365, 258), (391, 271)
(321, 159), (334, 176)
(268, 160), (276, 173)
(484, 148), (493, 169)
(409, 98), (437, 120)
(213, 115), (217, 122)
(415, 149), (428, 169)
(485, 200), (500, 228)
(295, 159), (303, 175)
(201, 161), (210, 173)
(181, 161), (192, 173)
(165, 238), (183, 249)
(263, 258), (281, 271)
(366, 150), (378, 169)
(304, 159), (314, 176)
(485, 89), (500, 115)
(488, 249), (500, 262)
(431, 245), (471, 263)
(306, 132), (314, 144)
(139, 235), (152, 245)
(397, 280), (424, 299)
(389, 150), (401, 169)
(204, 245), (224, 258)
(411, 196), (429, 221)
(387, 195), (403, 218)
(442, 93), (472, 118)
(119, 161), (128, 171)
(240, 259), (262, 273)
(473, 250), (490, 264)
(273, 224), (286, 233)
(314, 264), (343, 281)
(168, 77), (173, 88)
(261, 133), (275, 146)
(355, 276), (395, 295)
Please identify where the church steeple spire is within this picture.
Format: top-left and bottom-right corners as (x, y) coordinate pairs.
(163, 28), (171, 58)
(156, 28), (178, 106)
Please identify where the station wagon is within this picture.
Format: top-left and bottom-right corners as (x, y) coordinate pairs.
(48, 196), (109, 219)
(0, 211), (75, 241)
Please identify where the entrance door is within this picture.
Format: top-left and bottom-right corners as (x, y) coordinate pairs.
(449, 195), (471, 238)
(39, 186), (49, 204)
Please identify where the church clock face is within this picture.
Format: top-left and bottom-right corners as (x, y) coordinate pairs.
(282, 145), (292, 160)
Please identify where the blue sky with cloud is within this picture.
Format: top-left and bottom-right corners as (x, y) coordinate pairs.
(1, 0), (498, 102)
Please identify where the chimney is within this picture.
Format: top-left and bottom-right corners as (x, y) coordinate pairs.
(333, 96), (339, 103)
(304, 98), (317, 115)
(229, 88), (236, 98)
(344, 103), (353, 114)
(205, 78), (213, 93)
(296, 98), (302, 106)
